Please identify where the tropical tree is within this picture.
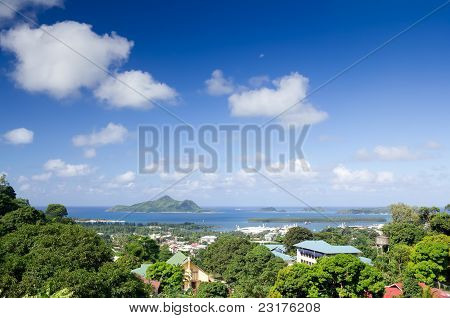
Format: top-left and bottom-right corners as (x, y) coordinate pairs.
(382, 222), (425, 246)
(430, 213), (450, 235)
(269, 263), (316, 298)
(0, 223), (112, 297)
(123, 236), (160, 263)
(146, 262), (183, 292)
(270, 255), (384, 298)
(226, 245), (285, 297)
(0, 206), (45, 235)
(45, 204), (68, 219)
(284, 227), (313, 253)
(196, 235), (253, 276)
(196, 282), (228, 298)
(418, 206), (440, 224)
(390, 203), (419, 224)
(158, 245), (173, 261)
(409, 235), (449, 284)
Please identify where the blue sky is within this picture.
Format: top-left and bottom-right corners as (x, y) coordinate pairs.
(0, 0), (449, 207)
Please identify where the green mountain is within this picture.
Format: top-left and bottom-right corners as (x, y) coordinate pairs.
(108, 195), (203, 212)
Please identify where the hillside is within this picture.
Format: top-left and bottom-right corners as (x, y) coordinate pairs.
(108, 195), (203, 212)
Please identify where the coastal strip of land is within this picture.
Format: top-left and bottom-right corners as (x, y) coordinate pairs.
(248, 216), (387, 223)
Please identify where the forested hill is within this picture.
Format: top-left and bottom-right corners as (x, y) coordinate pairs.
(108, 195), (203, 212)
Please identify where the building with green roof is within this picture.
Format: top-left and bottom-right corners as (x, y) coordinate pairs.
(166, 251), (188, 266)
(294, 240), (372, 265)
(131, 263), (152, 278)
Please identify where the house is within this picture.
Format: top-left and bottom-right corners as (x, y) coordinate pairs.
(200, 235), (217, 244)
(166, 251), (215, 290)
(294, 240), (368, 265)
(130, 263), (160, 294)
(263, 244), (295, 264)
(384, 282), (450, 298)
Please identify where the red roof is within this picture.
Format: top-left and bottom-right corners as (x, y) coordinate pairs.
(384, 283), (403, 298)
(384, 282), (450, 298)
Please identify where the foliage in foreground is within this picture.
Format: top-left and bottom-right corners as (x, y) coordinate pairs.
(270, 254), (385, 298)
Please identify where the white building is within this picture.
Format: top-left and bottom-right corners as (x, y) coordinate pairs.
(200, 235), (217, 244)
(294, 240), (364, 265)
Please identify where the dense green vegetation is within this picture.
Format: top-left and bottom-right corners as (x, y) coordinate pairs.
(270, 254), (384, 298)
(1, 175), (448, 298)
(283, 227), (313, 254)
(374, 203), (450, 293)
(0, 175), (147, 297)
(108, 195), (202, 212)
(196, 282), (228, 298)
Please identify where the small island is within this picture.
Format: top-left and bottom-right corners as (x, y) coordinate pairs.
(337, 207), (390, 214)
(108, 195), (204, 213)
(260, 207), (286, 212)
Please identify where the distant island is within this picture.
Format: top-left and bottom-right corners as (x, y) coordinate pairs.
(260, 207), (286, 212)
(108, 195), (204, 213)
(337, 207), (390, 214)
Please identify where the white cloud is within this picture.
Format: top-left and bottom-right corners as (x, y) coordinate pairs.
(332, 164), (394, 191)
(425, 140), (441, 150)
(3, 128), (34, 144)
(72, 123), (128, 147)
(94, 70), (177, 108)
(356, 145), (419, 161)
(83, 148), (96, 158)
(17, 175), (28, 183)
(19, 183), (30, 191)
(32, 172), (52, 181)
(205, 69), (234, 96)
(0, 21), (133, 98)
(115, 171), (135, 183)
(44, 159), (91, 177)
(228, 72), (327, 125)
(248, 75), (269, 87)
(0, 0), (62, 22)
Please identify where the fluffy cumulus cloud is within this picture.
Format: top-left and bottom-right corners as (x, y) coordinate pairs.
(83, 148), (96, 158)
(332, 164), (394, 191)
(228, 72), (327, 125)
(356, 145), (420, 161)
(3, 127), (34, 144)
(44, 159), (91, 177)
(31, 172), (52, 181)
(205, 69), (234, 96)
(115, 171), (135, 183)
(425, 140), (441, 150)
(72, 123), (128, 147)
(0, 0), (62, 22)
(0, 21), (133, 98)
(94, 70), (177, 108)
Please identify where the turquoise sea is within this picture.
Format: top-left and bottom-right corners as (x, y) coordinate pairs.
(63, 206), (391, 232)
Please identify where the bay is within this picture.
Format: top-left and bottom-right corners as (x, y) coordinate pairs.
(61, 206), (391, 232)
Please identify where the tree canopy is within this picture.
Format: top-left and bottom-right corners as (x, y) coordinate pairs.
(382, 222), (425, 246)
(284, 227), (313, 253)
(390, 203), (419, 224)
(270, 255), (384, 298)
(430, 213), (450, 235)
(45, 204), (68, 219)
(122, 236), (160, 263)
(196, 282), (228, 298)
(146, 262), (183, 293)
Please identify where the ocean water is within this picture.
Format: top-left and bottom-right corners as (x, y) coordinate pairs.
(64, 206), (391, 232)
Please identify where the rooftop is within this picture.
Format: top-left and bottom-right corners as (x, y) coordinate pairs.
(131, 263), (151, 277)
(264, 244), (286, 253)
(166, 251), (188, 266)
(293, 240), (362, 255)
